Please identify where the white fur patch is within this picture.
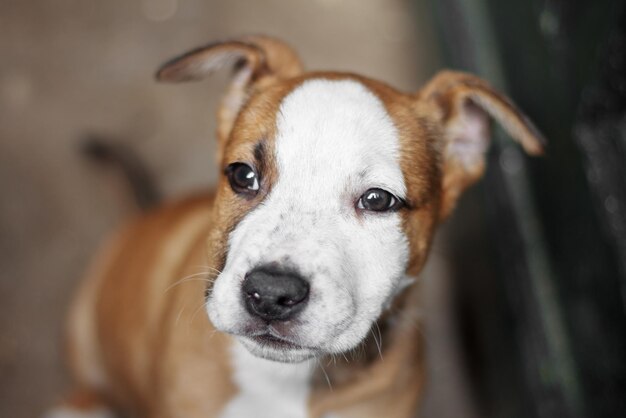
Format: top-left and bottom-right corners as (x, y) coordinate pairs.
(219, 340), (315, 418)
(42, 407), (115, 418)
(208, 78), (409, 361)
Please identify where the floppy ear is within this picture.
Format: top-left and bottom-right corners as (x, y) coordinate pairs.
(418, 70), (545, 220)
(156, 35), (303, 146)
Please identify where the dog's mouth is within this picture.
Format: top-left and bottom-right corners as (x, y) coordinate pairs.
(238, 328), (318, 363)
(250, 333), (304, 350)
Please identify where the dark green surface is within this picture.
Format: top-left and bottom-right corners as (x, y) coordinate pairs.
(421, 0), (626, 417)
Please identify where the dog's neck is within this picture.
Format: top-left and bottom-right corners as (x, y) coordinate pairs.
(310, 281), (424, 416)
(314, 281), (418, 382)
(222, 281), (423, 418)
(221, 341), (316, 418)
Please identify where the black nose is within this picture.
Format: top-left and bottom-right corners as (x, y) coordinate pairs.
(242, 266), (309, 321)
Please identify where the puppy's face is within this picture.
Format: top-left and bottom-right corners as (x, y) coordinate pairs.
(157, 36), (544, 363)
(207, 76), (436, 362)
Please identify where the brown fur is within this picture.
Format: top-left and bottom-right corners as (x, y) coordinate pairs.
(57, 36), (544, 417)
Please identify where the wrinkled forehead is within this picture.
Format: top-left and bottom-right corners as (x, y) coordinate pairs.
(273, 78), (406, 198)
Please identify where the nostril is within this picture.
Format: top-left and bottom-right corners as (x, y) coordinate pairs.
(247, 291), (262, 301)
(242, 265), (309, 321)
(277, 295), (304, 307)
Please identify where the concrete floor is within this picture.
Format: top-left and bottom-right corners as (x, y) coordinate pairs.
(0, 1), (476, 416)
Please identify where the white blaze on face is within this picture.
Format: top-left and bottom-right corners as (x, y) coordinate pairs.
(208, 78), (410, 359)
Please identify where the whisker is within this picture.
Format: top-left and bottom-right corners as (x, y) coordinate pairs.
(353, 340), (366, 361)
(163, 272), (217, 294)
(373, 321), (383, 360)
(175, 306), (185, 327)
(190, 299), (210, 325)
(189, 265), (223, 275)
(316, 357), (333, 391)
(204, 328), (219, 342)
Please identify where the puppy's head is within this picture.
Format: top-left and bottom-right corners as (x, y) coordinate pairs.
(157, 36), (544, 363)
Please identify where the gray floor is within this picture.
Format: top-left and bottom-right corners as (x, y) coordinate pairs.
(0, 1), (476, 416)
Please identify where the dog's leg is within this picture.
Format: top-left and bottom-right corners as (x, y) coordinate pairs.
(42, 389), (117, 418)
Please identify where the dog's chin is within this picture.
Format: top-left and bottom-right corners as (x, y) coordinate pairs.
(239, 336), (317, 363)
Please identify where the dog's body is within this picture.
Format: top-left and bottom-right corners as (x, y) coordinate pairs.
(49, 36), (543, 418)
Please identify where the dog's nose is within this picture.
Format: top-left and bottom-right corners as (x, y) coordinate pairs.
(242, 266), (309, 321)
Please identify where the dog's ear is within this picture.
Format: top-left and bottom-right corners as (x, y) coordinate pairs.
(156, 35), (303, 145)
(417, 70), (545, 220)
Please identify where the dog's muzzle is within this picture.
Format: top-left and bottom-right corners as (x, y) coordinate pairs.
(242, 266), (310, 322)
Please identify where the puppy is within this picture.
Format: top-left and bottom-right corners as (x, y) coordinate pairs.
(49, 35), (543, 418)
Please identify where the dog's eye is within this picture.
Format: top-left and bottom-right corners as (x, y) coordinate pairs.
(226, 163), (259, 194)
(357, 188), (402, 212)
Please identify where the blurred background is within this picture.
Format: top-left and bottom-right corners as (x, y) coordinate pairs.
(0, 0), (624, 417)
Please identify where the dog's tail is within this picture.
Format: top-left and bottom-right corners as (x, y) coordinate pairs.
(80, 134), (161, 211)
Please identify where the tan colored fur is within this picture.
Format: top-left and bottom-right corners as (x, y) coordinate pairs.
(67, 195), (236, 417)
(58, 36), (543, 417)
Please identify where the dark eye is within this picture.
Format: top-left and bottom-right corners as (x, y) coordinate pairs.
(357, 188), (402, 212)
(226, 163), (260, 195)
